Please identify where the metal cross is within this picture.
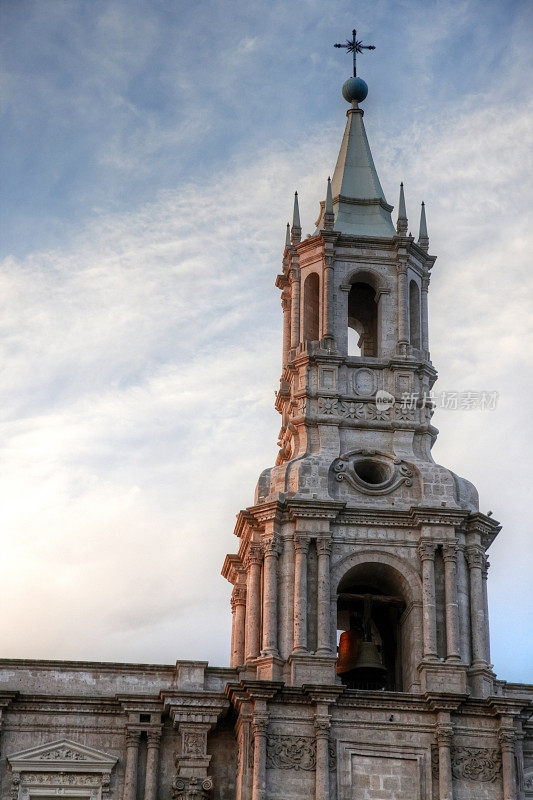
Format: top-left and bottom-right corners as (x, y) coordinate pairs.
(334, 29), (375, 77)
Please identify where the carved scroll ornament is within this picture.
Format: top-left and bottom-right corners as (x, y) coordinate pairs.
(266, 734), (336, 771)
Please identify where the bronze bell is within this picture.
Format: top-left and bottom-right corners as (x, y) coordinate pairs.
(352, 639), (387, 673)
(336, 629), (361, 675)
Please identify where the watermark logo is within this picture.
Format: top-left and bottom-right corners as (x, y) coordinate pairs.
(375, 390), (395, 411)
(399, 390), (499, 411)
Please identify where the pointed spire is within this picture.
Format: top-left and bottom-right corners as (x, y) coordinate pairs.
(315, 105), (395, 236)
(291, 191), (301, 244)
(396, 182), (408, 235)
(418, 201), (429, 251)
(323, 177), (334, 230)
(285, 222), (291, 248)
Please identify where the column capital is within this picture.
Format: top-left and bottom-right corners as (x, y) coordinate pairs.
(231, 584), (247, 610)
(294, 535), (310, 554)
(316, 539), (332, 556)
(421, 274), (431, 291)
(442, 541), (458, 562)
(262, 536), (281, 558)
(147, 730), (162, 747)
(245, 545), (263, 569)
(482, 556), (490, 578)
(435, 724), (453, 746)
(465, 547), (485, 570)
(499, 728), (516, 751)
(418, 540), (436, 561)
(252, 715), (269, 738)
(126, 730), (141, 746)
(314, 715), (331, 737)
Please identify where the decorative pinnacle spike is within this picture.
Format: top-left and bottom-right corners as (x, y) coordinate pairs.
(285, 222), (291, 248)
(418, 201), (429, 251)
(324, 176), (334, 230)
(291, 191), (301, 243)
(396, 182), (408, 235)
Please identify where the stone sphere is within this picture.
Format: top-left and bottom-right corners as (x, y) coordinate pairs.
(342, 77), (368, 104)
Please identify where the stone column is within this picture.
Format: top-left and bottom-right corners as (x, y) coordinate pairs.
(290, 268), (300, 349)
(466, 547), (487, 665)
(245, 546), (263, 662)
(230, 584), (247, 667)
(442, 542), (461, 661)
(262, 537), (280, 657)
(482, 556), (491, 664)
(436, 718), (453, 800)
(281, 290), (291, 367)
(143, 731), (161, 800)
(421, 275), (430, 353)
(293, 536), (309, 653)
(418, 541), (437, 659)
(314, 715), (331, 800)
(122, 730), (140, 800)
(397, 263), (409, 351)
(252, 715), (268, 800)
(499, 727), (517, 800)
(322, 255), (334, 348)
(316, 540), (332, 654)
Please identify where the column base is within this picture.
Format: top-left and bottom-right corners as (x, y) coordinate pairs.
(255, 655), (285, 682)
(467, 663), (495, 698)
(288, 653), (338, 686)
(418, 659), (468, 694)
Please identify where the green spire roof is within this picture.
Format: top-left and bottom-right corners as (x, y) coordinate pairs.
(316, 104), (395, 237)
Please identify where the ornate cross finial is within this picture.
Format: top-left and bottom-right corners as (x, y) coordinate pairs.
(334, 28), (375, 77)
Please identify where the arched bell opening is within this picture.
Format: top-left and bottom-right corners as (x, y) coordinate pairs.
(336, 562), (408, 691)
(303, 272), (320, 342)
(348, 281), (378, 356)
(409, 279), (421, 349)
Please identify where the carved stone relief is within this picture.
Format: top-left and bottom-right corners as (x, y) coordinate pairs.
(431, 745), (502, 783)
(330, 450), (415, 496)
(6, 739), (116, 800)
(172, 776), (213, 799)
(266, 734), (336, 771)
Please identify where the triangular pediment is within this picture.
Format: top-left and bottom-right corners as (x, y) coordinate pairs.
(7, 738), (117, 772)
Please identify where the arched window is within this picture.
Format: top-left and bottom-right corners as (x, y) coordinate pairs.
(409, 280), (421, 349)
(348, 282), (377, 356)
(303, 272), (320, 342)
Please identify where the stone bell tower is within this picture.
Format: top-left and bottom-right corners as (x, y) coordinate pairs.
(222, 65), (500, 704)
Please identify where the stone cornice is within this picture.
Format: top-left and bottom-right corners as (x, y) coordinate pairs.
(287, 499), (345, 521)
(221, 553), (244, 583)
(463, 512), (501, 550)
(410, 507), (470, 528)
(116, 695), (164, 713)
(488, 697), (532, 717)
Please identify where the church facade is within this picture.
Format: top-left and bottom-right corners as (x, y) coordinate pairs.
(0, 67), (531, 800)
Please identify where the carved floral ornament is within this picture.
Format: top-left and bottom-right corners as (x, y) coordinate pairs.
(265, 734), (337, 771)
(431, 745), (502, 783)
(331, 450), (415, 496)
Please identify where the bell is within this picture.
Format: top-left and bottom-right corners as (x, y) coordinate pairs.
(336, 629), (361, 675)
(352, 640), (387, 672)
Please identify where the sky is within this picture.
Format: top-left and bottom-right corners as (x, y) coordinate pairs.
(0, 0), (532, 682)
